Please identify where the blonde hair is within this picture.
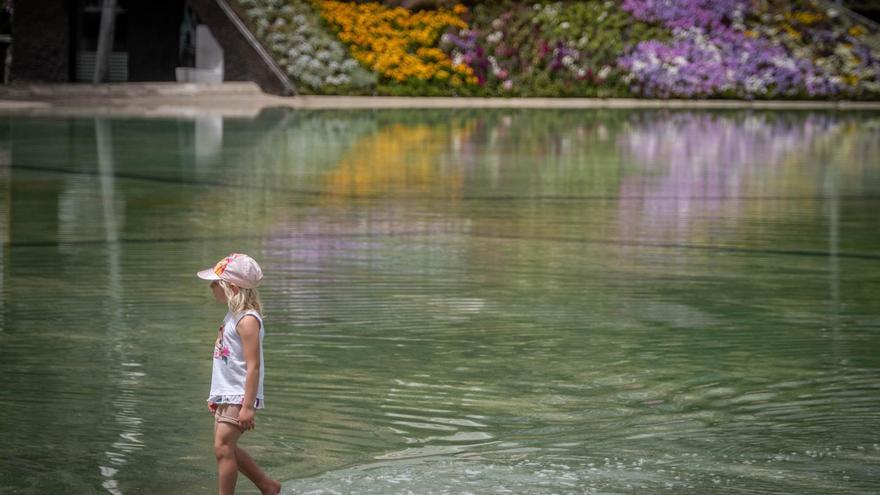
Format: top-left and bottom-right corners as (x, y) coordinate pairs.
(218, 280), (263, 316)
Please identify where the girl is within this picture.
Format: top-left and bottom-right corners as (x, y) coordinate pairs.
(197, 253), (281, 495)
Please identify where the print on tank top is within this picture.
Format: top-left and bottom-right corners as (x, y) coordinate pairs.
(214, 324), (231, 364)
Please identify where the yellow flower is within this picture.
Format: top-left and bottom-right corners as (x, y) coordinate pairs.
(792, 11), (824, 26)
(849, 25), (866, 38)
(314, 0), (474, 86)
(782, 24), (802, 40)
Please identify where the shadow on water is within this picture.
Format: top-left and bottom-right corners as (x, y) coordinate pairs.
(1, 108), (879, 494)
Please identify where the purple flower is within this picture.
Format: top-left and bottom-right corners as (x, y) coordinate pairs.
(618, 1), (843, 97)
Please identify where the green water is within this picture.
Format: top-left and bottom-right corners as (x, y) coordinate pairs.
(1, 109), (879, 494)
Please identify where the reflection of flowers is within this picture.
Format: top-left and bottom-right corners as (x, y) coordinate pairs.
(615, 112), (842, 239)
(323, 122), (470, 199)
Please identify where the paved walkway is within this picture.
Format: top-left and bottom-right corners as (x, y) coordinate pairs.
(2, 82), (880, 117)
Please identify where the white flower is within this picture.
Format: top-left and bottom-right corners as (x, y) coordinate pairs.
(772, 57), (796, 71)
(487, 31), (503, 44)
(744, 75), (766, 94)
(597, 66), (611, 79)
(301, 74), (321, 87)
(562, 55), (575, 67)
(597, 11), (608, 23)
(489, 55), (503, 75)
(560, 21), (570, 30)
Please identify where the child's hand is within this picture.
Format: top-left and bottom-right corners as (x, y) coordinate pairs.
(208, 402), (218, 415)
(238, 405), (256, 431)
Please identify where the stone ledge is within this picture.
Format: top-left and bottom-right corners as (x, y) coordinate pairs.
(2, 83), (880, 118)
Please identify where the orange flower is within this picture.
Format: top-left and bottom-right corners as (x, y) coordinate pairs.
(314, 0), (473, 85)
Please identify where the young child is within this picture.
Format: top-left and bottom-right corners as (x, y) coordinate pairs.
(197, 253), (281, 495)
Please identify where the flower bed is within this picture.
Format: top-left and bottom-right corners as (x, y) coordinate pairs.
(232, 0), (880, 99)
(313, 0), (477, 94)
(748, 0), (880, 96)
(234, 0), (375, 93)
(440, 1), (666, 96)
(618, 0), (880, 98)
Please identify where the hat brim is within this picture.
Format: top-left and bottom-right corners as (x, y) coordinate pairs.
(197, 268), (221, 281)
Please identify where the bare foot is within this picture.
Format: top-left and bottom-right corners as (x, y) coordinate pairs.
(259, 479), (281, 495)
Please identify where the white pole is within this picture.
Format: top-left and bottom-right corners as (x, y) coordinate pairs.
(93, 0), (117, 83)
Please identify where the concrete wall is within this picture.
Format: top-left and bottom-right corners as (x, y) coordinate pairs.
(10, 0), (72, 82)
(189, 0), (293, 95)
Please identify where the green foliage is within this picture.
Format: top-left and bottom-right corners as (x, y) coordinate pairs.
(232, 0), (376, 94)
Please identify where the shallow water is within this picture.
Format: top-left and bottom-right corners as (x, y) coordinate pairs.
(1, 109), (879, 494)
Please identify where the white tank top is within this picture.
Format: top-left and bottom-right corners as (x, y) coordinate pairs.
(208, 309), (265, 409)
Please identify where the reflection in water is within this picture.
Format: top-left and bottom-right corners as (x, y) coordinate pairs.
(0, 129), (8, 333)
(615, 113), (843, 243)
(95, 119), (143, 495)
(2, 109), (879, 494)
(194, 115), (223, 166)
(323, 123), (466, 200)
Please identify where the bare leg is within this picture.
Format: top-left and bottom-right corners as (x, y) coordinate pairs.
(236, 447), (281, 495)
(215, 422), (242, 495)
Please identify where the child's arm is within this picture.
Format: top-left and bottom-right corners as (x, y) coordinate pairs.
(236, 315), (262, 431)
